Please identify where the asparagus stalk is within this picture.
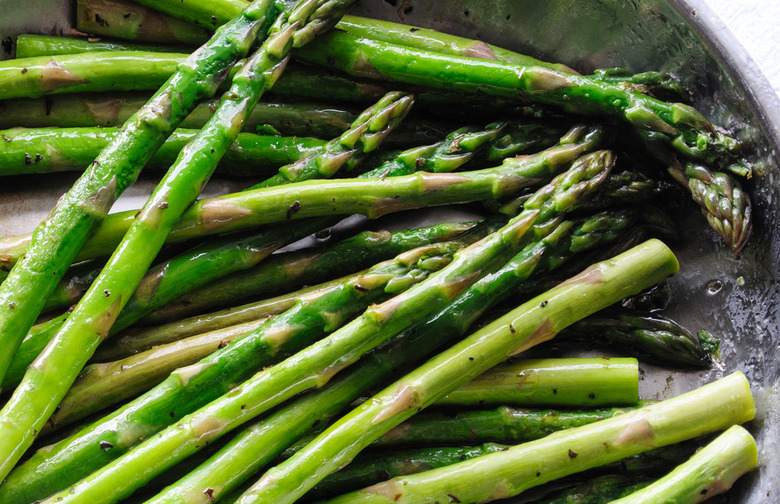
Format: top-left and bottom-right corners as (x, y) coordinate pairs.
(77, 0), (211, 44)
(145, 222), (477, 324)
(144, 120), (559, 324)
(26, 148), (613, 504)
(0, 93), (359, 137)
(0, 125), (602, 267)
(669, 162), (752, 259)
(0, 127), (326, 177)
(141, 221), (576, 504)
(0, 0), (356, 480)
(1, 33), (411, 396)
(0, 240), (461, 504)
(229, 239), (679, 504)
(15, 33), (191, 58)
(371, 405), (643, 448)
(1, 219), (326, 392)
(139, 198), (650, 504)
(304, 443), (511, 500)
(45, 239), (464, 432)
(295, 30), (743, 171)
(0, 0), (279, 393)
(609, 425), (757, 504)
(562, 309), (717, 368)
(95, 271), (361, 361)
(436, 357), (638, 407)
(315, 373), (753, 504)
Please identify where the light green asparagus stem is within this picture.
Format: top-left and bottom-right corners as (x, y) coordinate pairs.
(0, 0), (353, 482)
(94, 271), (360, 361)
(0, 0), (278, 396)
(0, 93), (360, 138)
(46, 239), (466, 432)
(231, 239), (680, 504)
(15, 34), (191, 58)
(31, 147), (613, 504)
(0, 127), (326, 177)
(123, 199), (642, 504)
(608, 425), (757, 504)
(295, 30), (743, 171)
(0, 239), (460, 504)
(316, 373), (754, 504)
(77, 0), (211, 44)
(436, 358), (638, 407)
(0, 125), (602, 266)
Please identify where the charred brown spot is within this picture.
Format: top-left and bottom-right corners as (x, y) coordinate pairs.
(99, 441), (114, 450)
(40, 59), (91, 93)
(94, 13), (109, 26)
(104, 289), (110, 297)
(203, 488), (215, 502)
(21, 68), (28, 74)
(509, 323), (516, 333)
(157, 201), (168, 210)
(568, 449), (578, 458)
(540, 300), (548, 307)
(34, 154), (43, 163)
(0, 135), (10, 142)
(24, 153), (32, 165)
(169, 411), (175, 418)
(8, 302), (15, 309)
(286, 200), (301, 219)
(354, 284), (369, 292)
(447, 494), (461, 503)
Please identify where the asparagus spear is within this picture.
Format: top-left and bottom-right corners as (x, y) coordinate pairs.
(370, 405), (643, 448)
(0, 126), (326, 177)
(0, 239), (461, 504)
(314, 373), (753, 504)
(562, 309), (717, 368)
(146, 222), (476, 324)
(45, 239), (464, 432)
(0, 0), (356, 481)
(1, 30), (411, 396)
(77, 0), (211, 44)
(227, 239), (679, 504)
(0, 93), (359, 136)
(436, 357), (638, 408)
(24, 149), (614, 504)
(304, 443), (511, 500)
(669, 161), (752, 259)
(609, 425), (757, 504)
(517, 475), (650, 504)
(295, 30), (743, 171)
(95, 271), (361, 361)
(0, 0), (279, 393)
(139, 199), (651, 504)
(15, 34), (191, 58)
(0, 125), (602, 267)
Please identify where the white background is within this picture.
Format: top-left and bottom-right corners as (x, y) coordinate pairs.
(707, 0), (780, 96)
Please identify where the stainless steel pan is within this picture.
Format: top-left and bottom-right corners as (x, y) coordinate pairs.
(0, 0), (777, 501)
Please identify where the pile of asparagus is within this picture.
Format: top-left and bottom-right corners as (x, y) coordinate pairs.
(0, 0), (760, 503)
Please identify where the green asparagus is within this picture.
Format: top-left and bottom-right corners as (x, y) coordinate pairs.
(315, 373), (753, 504)
(0, 0), (354, 480)
(0, 126), (326, 177)
(609, 425), (757, 504)
(24, 148), (613, 504)
(0, 125), (602, 267)
(0, 0), (278, 395)
(77, 0), (210, 44)
(436, 357), (638, 407)
(0, 240), (461, 504)
(562, 309), (717, 368)
(230, 239), (679, 504)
